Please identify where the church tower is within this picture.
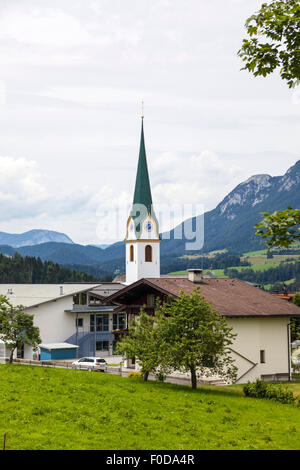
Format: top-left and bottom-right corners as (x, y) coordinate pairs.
(125, 117), (160, 284)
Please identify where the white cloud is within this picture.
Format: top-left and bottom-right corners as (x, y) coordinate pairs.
(0, 8), (94, 47)
(152, 150), (242, 205)
(0, 0), (298, 245)
(0, 156), (47, 220)
(0, 48), (89, 67)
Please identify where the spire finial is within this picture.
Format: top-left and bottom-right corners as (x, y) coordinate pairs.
(141, 100), (144, 119)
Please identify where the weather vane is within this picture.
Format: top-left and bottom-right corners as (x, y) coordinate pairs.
(141, 100), (144, 119)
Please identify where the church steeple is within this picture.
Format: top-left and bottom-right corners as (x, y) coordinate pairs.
(125, 116), (160, 285)
(132, 119), (153, 214)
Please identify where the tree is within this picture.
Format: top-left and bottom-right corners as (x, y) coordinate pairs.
(0, 295), (41, 363)
(293, 292), (300, 306)
(117, 310), (167, 381)
(255, 207), (300, 250)
(291, 292), (300, 340)
(156, 289), (238, 389)
(239, 3), (300, 248)
(238, 0), (300, 88)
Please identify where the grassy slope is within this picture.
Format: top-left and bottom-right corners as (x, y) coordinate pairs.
(169, 250), (300, 281)
(1, 364), (300, 450)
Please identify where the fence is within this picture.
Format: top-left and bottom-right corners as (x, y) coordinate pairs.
(12, 358), (122, 374)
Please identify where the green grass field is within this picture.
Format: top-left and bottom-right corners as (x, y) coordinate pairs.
(1, 364), (300, 450)
(169, 249), (300, 282)
(169, 269), (231, 277)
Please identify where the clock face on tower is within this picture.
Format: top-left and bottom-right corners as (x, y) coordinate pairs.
(130, 222), (134, 232)
(146, 222), (152, 232)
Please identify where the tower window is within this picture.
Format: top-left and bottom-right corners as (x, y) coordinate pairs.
(130, 245), (134, 262)
(145, 245), (152, 262)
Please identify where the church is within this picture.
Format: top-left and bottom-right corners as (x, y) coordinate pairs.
(125, 116), (160, 284)
(2, 116), (300, 384)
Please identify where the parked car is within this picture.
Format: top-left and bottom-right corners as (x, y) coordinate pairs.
(72, 357), (107, 372)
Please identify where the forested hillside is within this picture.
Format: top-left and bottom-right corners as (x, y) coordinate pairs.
(225, 261), (300, 292)
(0, 253), (100, 283)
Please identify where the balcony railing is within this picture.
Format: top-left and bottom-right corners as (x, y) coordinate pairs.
(125, 306), (155, 315)
(112, 328), (129, 342)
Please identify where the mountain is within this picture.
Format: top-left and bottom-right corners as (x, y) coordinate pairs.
(160, 159), (300, 255)
(0, 229), (74, 247)
(0, 160), (299, 273)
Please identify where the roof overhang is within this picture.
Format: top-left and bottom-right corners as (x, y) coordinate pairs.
(104, 278), (174, 303)
(22, 284), (102, 309)
(39, 343), (79, 350)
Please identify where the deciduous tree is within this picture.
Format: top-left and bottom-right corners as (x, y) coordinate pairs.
(117, 310), (167, 381)
(255, 207), (300, 250)
(238, 0), (300, 88)
(0, 295), (41, 363)
(156, 289), (237, 389)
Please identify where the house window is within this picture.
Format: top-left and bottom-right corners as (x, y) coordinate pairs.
(96, 341), (109, 351)
(76, 318), (83, 328)
(147, 294), (155, 307)
(17, 344), (24, 359)
(260, 350), (266, 363)
(113, 313), (126, 330)
(90, 314), (109, 332)
(130, 245), (134, 262)
(145, 245), (152, 262)
(73, 293), (87, 305)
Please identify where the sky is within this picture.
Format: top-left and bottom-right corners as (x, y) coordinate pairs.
(0, 0), (299, 245)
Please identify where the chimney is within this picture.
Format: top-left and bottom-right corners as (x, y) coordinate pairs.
(187, 269), (203, 283)
(60, 285), (64, 295)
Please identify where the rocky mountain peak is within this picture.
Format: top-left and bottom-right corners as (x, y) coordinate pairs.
(217, 160), (300, 219)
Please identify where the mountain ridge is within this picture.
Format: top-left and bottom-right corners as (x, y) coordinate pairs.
(0, 229), (74, 248)
(0, 160), (299, 274)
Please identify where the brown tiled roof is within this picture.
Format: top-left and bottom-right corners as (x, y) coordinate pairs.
(107, 277), (300, 317)
(145, 278), (300, 317)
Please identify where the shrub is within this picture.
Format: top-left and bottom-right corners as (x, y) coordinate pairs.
(155, 371), (166, 382)
(128, 372), (141, 379)
(243, 380), (295, 405)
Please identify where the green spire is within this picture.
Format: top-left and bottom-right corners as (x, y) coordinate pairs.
(132, 118), (153, 214)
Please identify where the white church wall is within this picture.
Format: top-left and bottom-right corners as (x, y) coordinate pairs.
(126, 241), (160, 284)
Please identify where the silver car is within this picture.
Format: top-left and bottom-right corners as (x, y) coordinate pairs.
(72, 357), (107, 372)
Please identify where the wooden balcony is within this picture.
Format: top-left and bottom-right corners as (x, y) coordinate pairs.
(124, 305), (155, 315)
(112, 328), (129, 342)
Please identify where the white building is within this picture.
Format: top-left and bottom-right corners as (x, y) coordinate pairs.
(103, 274), (300, 383)
(0, 283), (125, 360)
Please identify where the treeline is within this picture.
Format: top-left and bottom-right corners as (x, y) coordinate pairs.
(65, 252), (250, 278)
(0, 253), (100, 283)
(225, 261), (300, 290)
(160, 253), (250, 274)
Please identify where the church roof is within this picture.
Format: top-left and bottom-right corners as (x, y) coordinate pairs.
(132, 119), (153, 214)
(128, 118), (159, 239)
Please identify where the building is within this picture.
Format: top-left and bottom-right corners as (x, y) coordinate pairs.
(1, 116), (300, 383)
(0, 283), (125, 360)
(125, 116), (160, 284)
(104, 275), (300, 383)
